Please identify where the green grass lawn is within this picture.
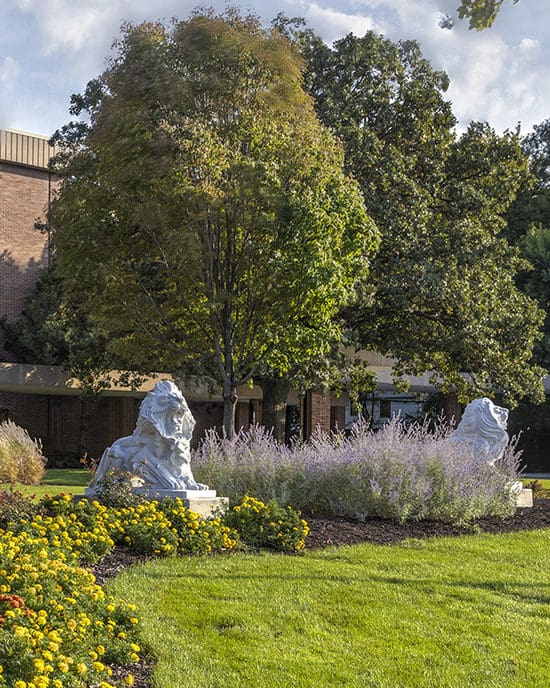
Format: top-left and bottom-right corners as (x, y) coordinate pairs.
(0, 468), (89, 496)
(0, 470), (549, 685)
(523, 477), (550, 490)
(108, 530), (550, 688)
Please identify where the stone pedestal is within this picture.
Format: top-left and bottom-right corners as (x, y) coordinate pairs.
(511, 482), (533, 508)
(131, 488), (228, 517)
(82, 487), (228, 517)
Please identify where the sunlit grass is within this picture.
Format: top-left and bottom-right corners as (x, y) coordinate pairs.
(0, 468), (89, 495)
(108, 529), (550, 688)
(523, 477), (550, 490)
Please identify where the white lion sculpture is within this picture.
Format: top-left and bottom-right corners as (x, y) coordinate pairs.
(86, 380), (208, 495)
(451, 397), (509, 466)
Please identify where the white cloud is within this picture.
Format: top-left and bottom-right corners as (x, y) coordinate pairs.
(0, 56), (20, 86)
(297, 2), (378, 43)
(518, 37), (540, 52)
(1, 0), (549, 136)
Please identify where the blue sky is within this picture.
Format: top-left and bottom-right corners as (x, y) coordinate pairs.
(1, 0), (549, 139)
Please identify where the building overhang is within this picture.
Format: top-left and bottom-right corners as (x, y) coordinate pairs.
(1, 361), (549, 401)
(0, 363), (264, 401)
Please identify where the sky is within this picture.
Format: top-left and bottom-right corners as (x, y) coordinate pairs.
(0, 0), (549, 139)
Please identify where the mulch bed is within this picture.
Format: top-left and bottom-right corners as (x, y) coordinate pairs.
(303, 497), (550, 548)
(93, 498), (550, 688)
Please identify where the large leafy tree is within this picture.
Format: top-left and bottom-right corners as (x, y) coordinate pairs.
(296, 28), (545, 407)
(507, 119), (550, 368)
(50, 13), (378, 437)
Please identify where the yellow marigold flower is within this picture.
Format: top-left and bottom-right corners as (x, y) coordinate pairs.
(124, 674), (135, 686)
(89, 651), (98, 661)
(92, 661), (105, 672)
(14, 681), (27, 688)
(57, 661), (69, 673)
(33, 677), (50, 688)
(129, 617), (139, 624)
(76, 663), (87, 674)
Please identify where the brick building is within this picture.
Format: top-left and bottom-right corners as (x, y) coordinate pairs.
(0, 128), (350, 462)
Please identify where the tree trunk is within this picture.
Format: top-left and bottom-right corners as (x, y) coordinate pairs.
(259, 377), (291, 443)
(222, 384), (238, 439)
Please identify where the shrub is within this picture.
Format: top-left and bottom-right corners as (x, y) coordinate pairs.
(193, 426), (306, 505)
(92, 470), (146, 509)
(108, 501), (180, 556)
(223, 495), (309, 553)
(194, 420), (522, 524)
(0, 489), (39, 528)
(156, 498), (237, 554)
(0, 421), (46, 484)
(527, 480), (548, 499)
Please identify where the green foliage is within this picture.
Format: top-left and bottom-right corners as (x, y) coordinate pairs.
(526, 479), (548, 499)
(0, 264), (112, 396)
(298, 29), (545, 406)
(0, 521), (140, 687)
(223, 495), (309, 552)
(0, 421), (46, 485)
(106, 499), (236, 556)
(108, 501), (180, 556)
(0, 490), (38, 529)
(507, 119), (550, 369)
(92, 470), (145, 509)
(156, 498), (237, 554)
(50, 11), (378, 437)
(457, 0), (520, 30)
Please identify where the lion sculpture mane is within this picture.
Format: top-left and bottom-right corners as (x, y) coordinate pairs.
(86, 380), (208, 495)
(451, 397), (509, 466)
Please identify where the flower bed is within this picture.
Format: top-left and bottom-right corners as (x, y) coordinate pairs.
(0, 490), (307, 686)
(0, 514), (139, 687)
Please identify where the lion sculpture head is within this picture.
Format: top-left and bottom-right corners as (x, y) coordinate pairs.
(451, 397), (509, 466)
(134, 379), (195, 442)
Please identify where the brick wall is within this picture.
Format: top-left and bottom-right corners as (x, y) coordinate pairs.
(0, 390), (235, 461)
(304, 391), (332, 436)
(0, 161), (52, 360)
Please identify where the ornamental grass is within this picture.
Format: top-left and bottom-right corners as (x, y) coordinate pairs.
(0, 421), (46, 485)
